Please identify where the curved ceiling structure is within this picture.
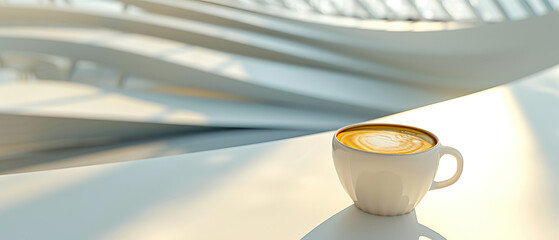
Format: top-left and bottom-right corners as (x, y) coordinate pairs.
(205, 0), (558, 23)
(0, 0), (558, 173)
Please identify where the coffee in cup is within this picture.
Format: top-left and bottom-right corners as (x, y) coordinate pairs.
(336, 125), (436, 154)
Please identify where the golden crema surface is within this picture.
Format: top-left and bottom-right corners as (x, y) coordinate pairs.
(336, 125), (436, 154)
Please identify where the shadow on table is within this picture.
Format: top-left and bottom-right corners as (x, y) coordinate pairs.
(0, 141), (277, 239)
(303, 205), (446, 240)
(509, 72), (559, 212)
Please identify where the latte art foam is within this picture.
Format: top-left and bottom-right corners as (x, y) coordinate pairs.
(336, 125), (435, 154)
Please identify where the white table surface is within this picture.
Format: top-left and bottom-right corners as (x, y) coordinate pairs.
(1, 65), (559, 239)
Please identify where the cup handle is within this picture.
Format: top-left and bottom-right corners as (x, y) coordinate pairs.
(430, 146), (464, 190)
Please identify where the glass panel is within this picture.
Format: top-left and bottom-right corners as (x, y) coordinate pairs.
(441, 0), (477, 21)
(415, 0), (450, 20)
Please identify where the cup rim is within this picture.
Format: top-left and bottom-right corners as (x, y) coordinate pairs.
(333, 123), (441, 156)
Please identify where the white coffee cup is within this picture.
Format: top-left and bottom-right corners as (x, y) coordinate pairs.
(332, 123), (463, 216)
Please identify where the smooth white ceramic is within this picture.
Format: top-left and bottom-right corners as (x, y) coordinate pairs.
(332, 123), (463, 216)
